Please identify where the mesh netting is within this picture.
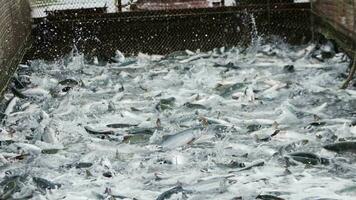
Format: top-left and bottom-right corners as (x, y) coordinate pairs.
(27, 2), (313, 60)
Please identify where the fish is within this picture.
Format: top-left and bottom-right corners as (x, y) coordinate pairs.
(127, 127), (159, 135)
(156, 185), (187, 200)
(161, 127), (203, 150)
(74, 162), (93, 169)
(183, 102), (210, 110)
(32, 177), (61, 191)
(118, 59), (137, 67)
(12, 76), (26, 89)
(12, 143), (42, 155)
(214, 160), (246, 168)
(156, 97), (176, 111)
(42, 127), (59, 144)
(103, 171), (113, 178)
(0, 140), (15, 147)
(287, 152), (329, 165)
(111, 50), (125, 63)
(21, 87), (50, 97)
(199, 117), (238, 132)
(106, 123), (138, 129)
(11, 87), (27, 99)
(229, 160), (265, 173)
(323, 141), (356, 153)
(84, 126), (114, 135)
(179, 53), (210, 63)
(278, 140), (309, 155)
(308, 121), (327, 127)
(214, 62), (240, 70)
(123, 134), (152, 144)
(215, 82), (245, 97)
(58, 78), (79, 86)
(64, 162), (93, 169)
(41, 149), (60, 154)
(246, 124), (262, 133)
(256, 194), (285, 200)
(4, 97), (18, 116)
(199, 117), (233, 126)
(337, 185), (356, 195)
(94, 192), (129, 200)
(185, 175), (234, 193)
(108, 101), (116, 112)
(251, 128), (280, 142)
(283, 65), (295, 73)
(0, 175), (28, 199)
(61, 86), (72, 92)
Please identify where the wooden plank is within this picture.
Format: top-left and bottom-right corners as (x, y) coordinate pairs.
(313, 0), (355, 38)
(0, 0), (32, 97)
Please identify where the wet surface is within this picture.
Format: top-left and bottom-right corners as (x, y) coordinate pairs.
(1, 39), (356, 199)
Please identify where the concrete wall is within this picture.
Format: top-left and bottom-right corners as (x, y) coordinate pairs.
(312, 0), (356, 54)
(0, 0), (32, 96)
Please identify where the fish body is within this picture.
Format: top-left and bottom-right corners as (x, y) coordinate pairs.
(287, 152), (329, 165)
(0, 175), (27, 199)
(324, 141), (356, 153)
(156, 97), (176, 111)
(23, 87), (49, 96)
(58, 78), (79, 86)
(41, 149), (60, 154)
(4, 97), (18, 116)
(283, 65), (295, 73)
(11, 87), (27, 99)
(183, 102), (210, 110)
(127, 127), (159, 135)
(111, 50), (125, 63)
(179, 54), (210, 63)
(84, 126), (114, 135)
(185, 176), (233, 193)
(75, 162), (93, 169)
(251, 128), (280, 142)
(123, 134), (152, 144)
(215, 82), (245, 97)
(229, 160), (265, 173)
(12, 76), (26, 89)
(106, 123), (138, 129)
(215, 160), (245, 169)
(161, 127), (203, 150)
(156, 185), (186, 200)
(256, 194), (285, 200)
(32, 177), (61, 191)
(214, 62), (240, 70)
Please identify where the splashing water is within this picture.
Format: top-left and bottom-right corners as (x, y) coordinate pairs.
(0, 38), (355, 200)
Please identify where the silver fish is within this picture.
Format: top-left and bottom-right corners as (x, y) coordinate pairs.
(161, 127), (203, 150)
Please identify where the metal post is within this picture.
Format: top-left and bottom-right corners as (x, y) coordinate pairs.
(117, 0), (122, 12)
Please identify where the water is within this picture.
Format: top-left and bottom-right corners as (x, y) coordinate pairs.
(0, 39), (356, 199)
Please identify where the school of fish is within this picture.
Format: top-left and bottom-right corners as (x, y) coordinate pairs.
(0, 38), (356, 199)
